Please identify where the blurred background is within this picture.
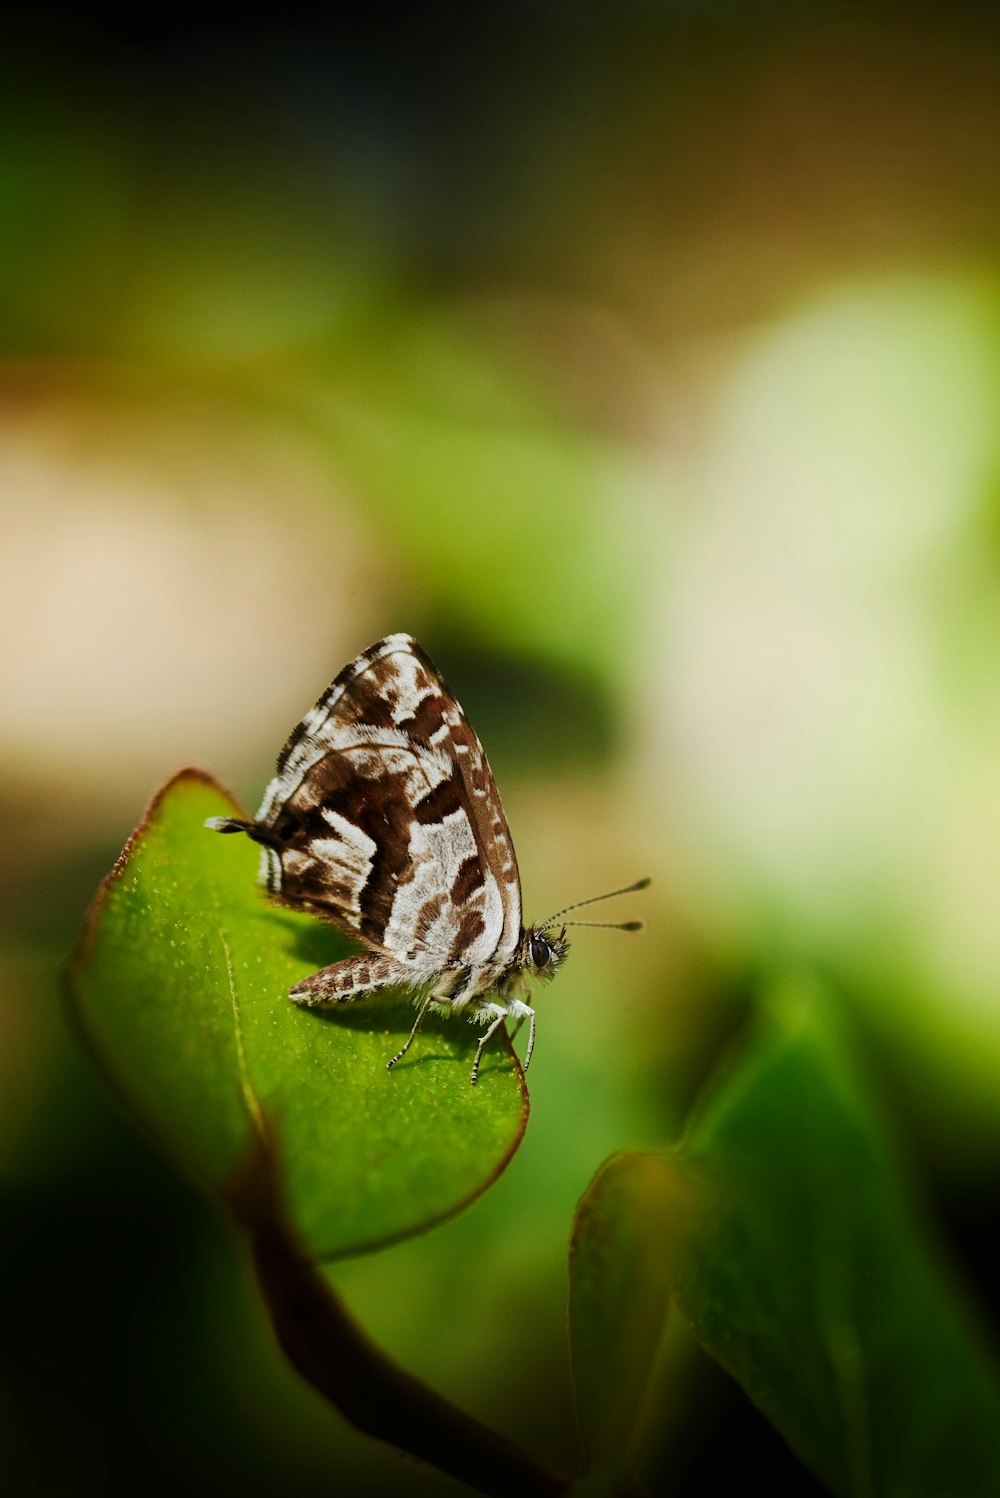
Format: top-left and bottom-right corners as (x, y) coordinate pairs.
(5, 5), (1000, 1494)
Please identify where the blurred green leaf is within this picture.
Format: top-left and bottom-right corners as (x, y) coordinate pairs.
(569, 1152), (673, 1470)
(68, 769), (528, 1259)
(660, 985), (1000, 1497)
(321, 391), (634, 680)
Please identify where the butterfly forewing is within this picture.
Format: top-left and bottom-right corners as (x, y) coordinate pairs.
(253, 634), (522, 971)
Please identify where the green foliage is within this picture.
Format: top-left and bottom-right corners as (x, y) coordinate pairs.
(575, 989), (1000, 1495)
(568, 1153), (673, 1470)
(68, 769), (528, 1260)
(68, 780), (1000, 1495)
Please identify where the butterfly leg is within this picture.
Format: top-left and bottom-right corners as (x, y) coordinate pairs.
(505, 999), (537, 1072)
(470, 1005), (509, 1086)
(386, 994), (434, 1073)
(522, 1006), (537, 1072)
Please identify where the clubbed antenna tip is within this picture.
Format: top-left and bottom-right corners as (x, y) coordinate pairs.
(540, 876), (651, 931)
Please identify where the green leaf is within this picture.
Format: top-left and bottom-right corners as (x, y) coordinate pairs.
(68, 769), (528, 1258)
(660, 983), (1000, 1497)
(569, 1152), (674, 1470)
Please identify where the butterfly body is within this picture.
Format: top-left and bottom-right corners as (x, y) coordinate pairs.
(208, 633), (640, 1083)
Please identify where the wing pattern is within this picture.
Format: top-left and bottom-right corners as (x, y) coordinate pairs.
(253, 634), (522, 976)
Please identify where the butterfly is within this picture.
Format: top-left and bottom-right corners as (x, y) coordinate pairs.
(207, 633), (647, 1084)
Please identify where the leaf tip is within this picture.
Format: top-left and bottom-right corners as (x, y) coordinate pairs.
(70, 766), (244, 971)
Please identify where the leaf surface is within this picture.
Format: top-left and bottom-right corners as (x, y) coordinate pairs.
(69, 770), (529, 1258)
(568, 1152), (675, 1469)
(657, 987), (1000, 1496)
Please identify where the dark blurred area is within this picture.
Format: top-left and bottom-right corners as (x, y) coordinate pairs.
(5, 5), (1000, 1494)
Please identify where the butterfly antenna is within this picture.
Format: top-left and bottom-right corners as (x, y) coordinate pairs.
(561, 918), (644, 932)
(539, 876), (650, 931)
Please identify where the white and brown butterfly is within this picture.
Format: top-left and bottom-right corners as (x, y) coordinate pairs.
(207, 633), (647, 1084)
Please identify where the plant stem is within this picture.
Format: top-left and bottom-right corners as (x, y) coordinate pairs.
(229, 1135), (571, 1498)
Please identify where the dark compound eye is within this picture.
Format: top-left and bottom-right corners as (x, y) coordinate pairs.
(530, 936), (551, 968)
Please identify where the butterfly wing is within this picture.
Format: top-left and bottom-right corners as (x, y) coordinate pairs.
(253, 634), (523, 972)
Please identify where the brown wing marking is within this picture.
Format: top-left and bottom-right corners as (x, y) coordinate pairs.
(263, 738), (451, 946)
(254, 634), (522, 966)
(393, 638), (523, 958)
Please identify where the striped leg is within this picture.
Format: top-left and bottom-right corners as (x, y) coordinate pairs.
(386, 995), (434, 1072)
(470, 1005), (509, 1086)
(522, 1008), (537, 1071)
(506, 1000), (537, 1072)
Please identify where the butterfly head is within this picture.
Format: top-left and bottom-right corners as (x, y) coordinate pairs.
(529, 876), (649, 973)
(521, 925), (570, 981)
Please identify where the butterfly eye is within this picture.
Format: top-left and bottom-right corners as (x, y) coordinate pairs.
(530, 936), (551, 968)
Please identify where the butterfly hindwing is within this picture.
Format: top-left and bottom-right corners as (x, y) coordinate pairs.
(252, 634), (522, 972)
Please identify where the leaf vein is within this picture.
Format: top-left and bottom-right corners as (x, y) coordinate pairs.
(220, 929), (266, 1136)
